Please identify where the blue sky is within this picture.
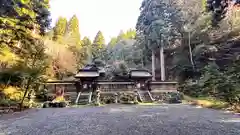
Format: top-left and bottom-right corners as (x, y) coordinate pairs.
(50, 0), (141, 43)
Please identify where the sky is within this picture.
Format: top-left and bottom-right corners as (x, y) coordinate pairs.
(50, 0), (141, 43)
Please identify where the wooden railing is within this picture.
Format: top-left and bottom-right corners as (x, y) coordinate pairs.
(43, 81), (178, 93)
(98, 81), (135, 93)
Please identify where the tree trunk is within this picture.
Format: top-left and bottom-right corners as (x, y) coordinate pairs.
(152, 50), (156, 81)
(188, 32), (195, 70)
(87, 46), (92, 63)
(160, 39), (166, 81)
(20, 78), (32, 111)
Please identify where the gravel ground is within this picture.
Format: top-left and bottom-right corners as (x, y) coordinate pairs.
(0, 104), (239, 135)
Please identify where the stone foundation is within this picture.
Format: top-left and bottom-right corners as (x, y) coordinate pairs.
(43, 81), (180, 104)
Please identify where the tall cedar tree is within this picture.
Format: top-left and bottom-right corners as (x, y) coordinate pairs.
(66, 15), (81, 46)
(92, 31), (105, 59)
(53, 17), (67, 41)
(33, 0), (51, 35)
(82, 36), (92, 63)
(82, 36), (92, 46)
(66, 15), (86, 69)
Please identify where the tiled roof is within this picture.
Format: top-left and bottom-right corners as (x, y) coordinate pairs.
(75, 71), (99, 78)
(130, 71), (152, 77)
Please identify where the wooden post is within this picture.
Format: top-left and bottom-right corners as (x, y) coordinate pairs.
(160, 36), (166, 81)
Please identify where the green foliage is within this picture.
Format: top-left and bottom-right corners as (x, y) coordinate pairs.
(92, 31), (105, 60)
(53, 17), (67, 41)
(108, 29), (136, 47)
(81, 37), (93, 63)
(100, 95), (115, 104)
(33, 0), (51, 35)
(109, 61), (128, 77)
(116, 29), (136, 41)
(82, 36), (92, 46)
(1, 86), (24, 101)
(50, 15), (88, 77)
(109, 37), (118, 47)
(180, 60), (240, 105)
(65, 15), (82, 46)
(0, 0), (51, 109)
(93, 31), (105, 47)
(105, 29), (141, 68)
(1, 0), (34, 48)
(119, 93), (134, 103)
(132, 0), (240, 107)
(65, 15), (88, 69)
(68, 45), (88, 69)
(0, 98), (19, 107)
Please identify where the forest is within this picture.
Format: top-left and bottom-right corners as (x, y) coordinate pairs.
(0, 0), (239, 110)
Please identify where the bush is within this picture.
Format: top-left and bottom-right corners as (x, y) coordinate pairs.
(152, 92), (183, 103)
(100, 94), (115, 104)
(119, 93), (134, 103)
(1, 86), (24, 102)
(180, 62), (240, 106)
(0, 99), (19, 107)
(178, 80), (204, 97)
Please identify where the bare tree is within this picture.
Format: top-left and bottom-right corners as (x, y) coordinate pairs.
(44, 39), (78, 79)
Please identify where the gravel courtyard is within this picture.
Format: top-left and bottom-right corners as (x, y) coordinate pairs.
(0, 104), (239, 135)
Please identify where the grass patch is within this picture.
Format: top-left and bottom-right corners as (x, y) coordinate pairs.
(183, 95), (229, 110)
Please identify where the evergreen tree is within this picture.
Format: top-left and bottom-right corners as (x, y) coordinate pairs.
(93, 31), (105, 48)
(116, 30), (125, 41)
(0, 0), (51, 109)
(108, 29), (136, 47)
(125, 29), (136, 39)
(92, 31), (105, 60)
(82, 37), (92, 63)
(108, 37), (118, 47)
(33, 0), (51, 35)
(53, 17), (67, 41)
(82, 36), (92, 46)
(66, 15), (81, 46)
(0, 0), (50, 58)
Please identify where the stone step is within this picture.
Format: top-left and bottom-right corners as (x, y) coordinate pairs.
(75, 92), (93, 105)
(138, 91), (154, 103)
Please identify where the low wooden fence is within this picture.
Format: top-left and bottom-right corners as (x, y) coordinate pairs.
(43, 81), (178, 94)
